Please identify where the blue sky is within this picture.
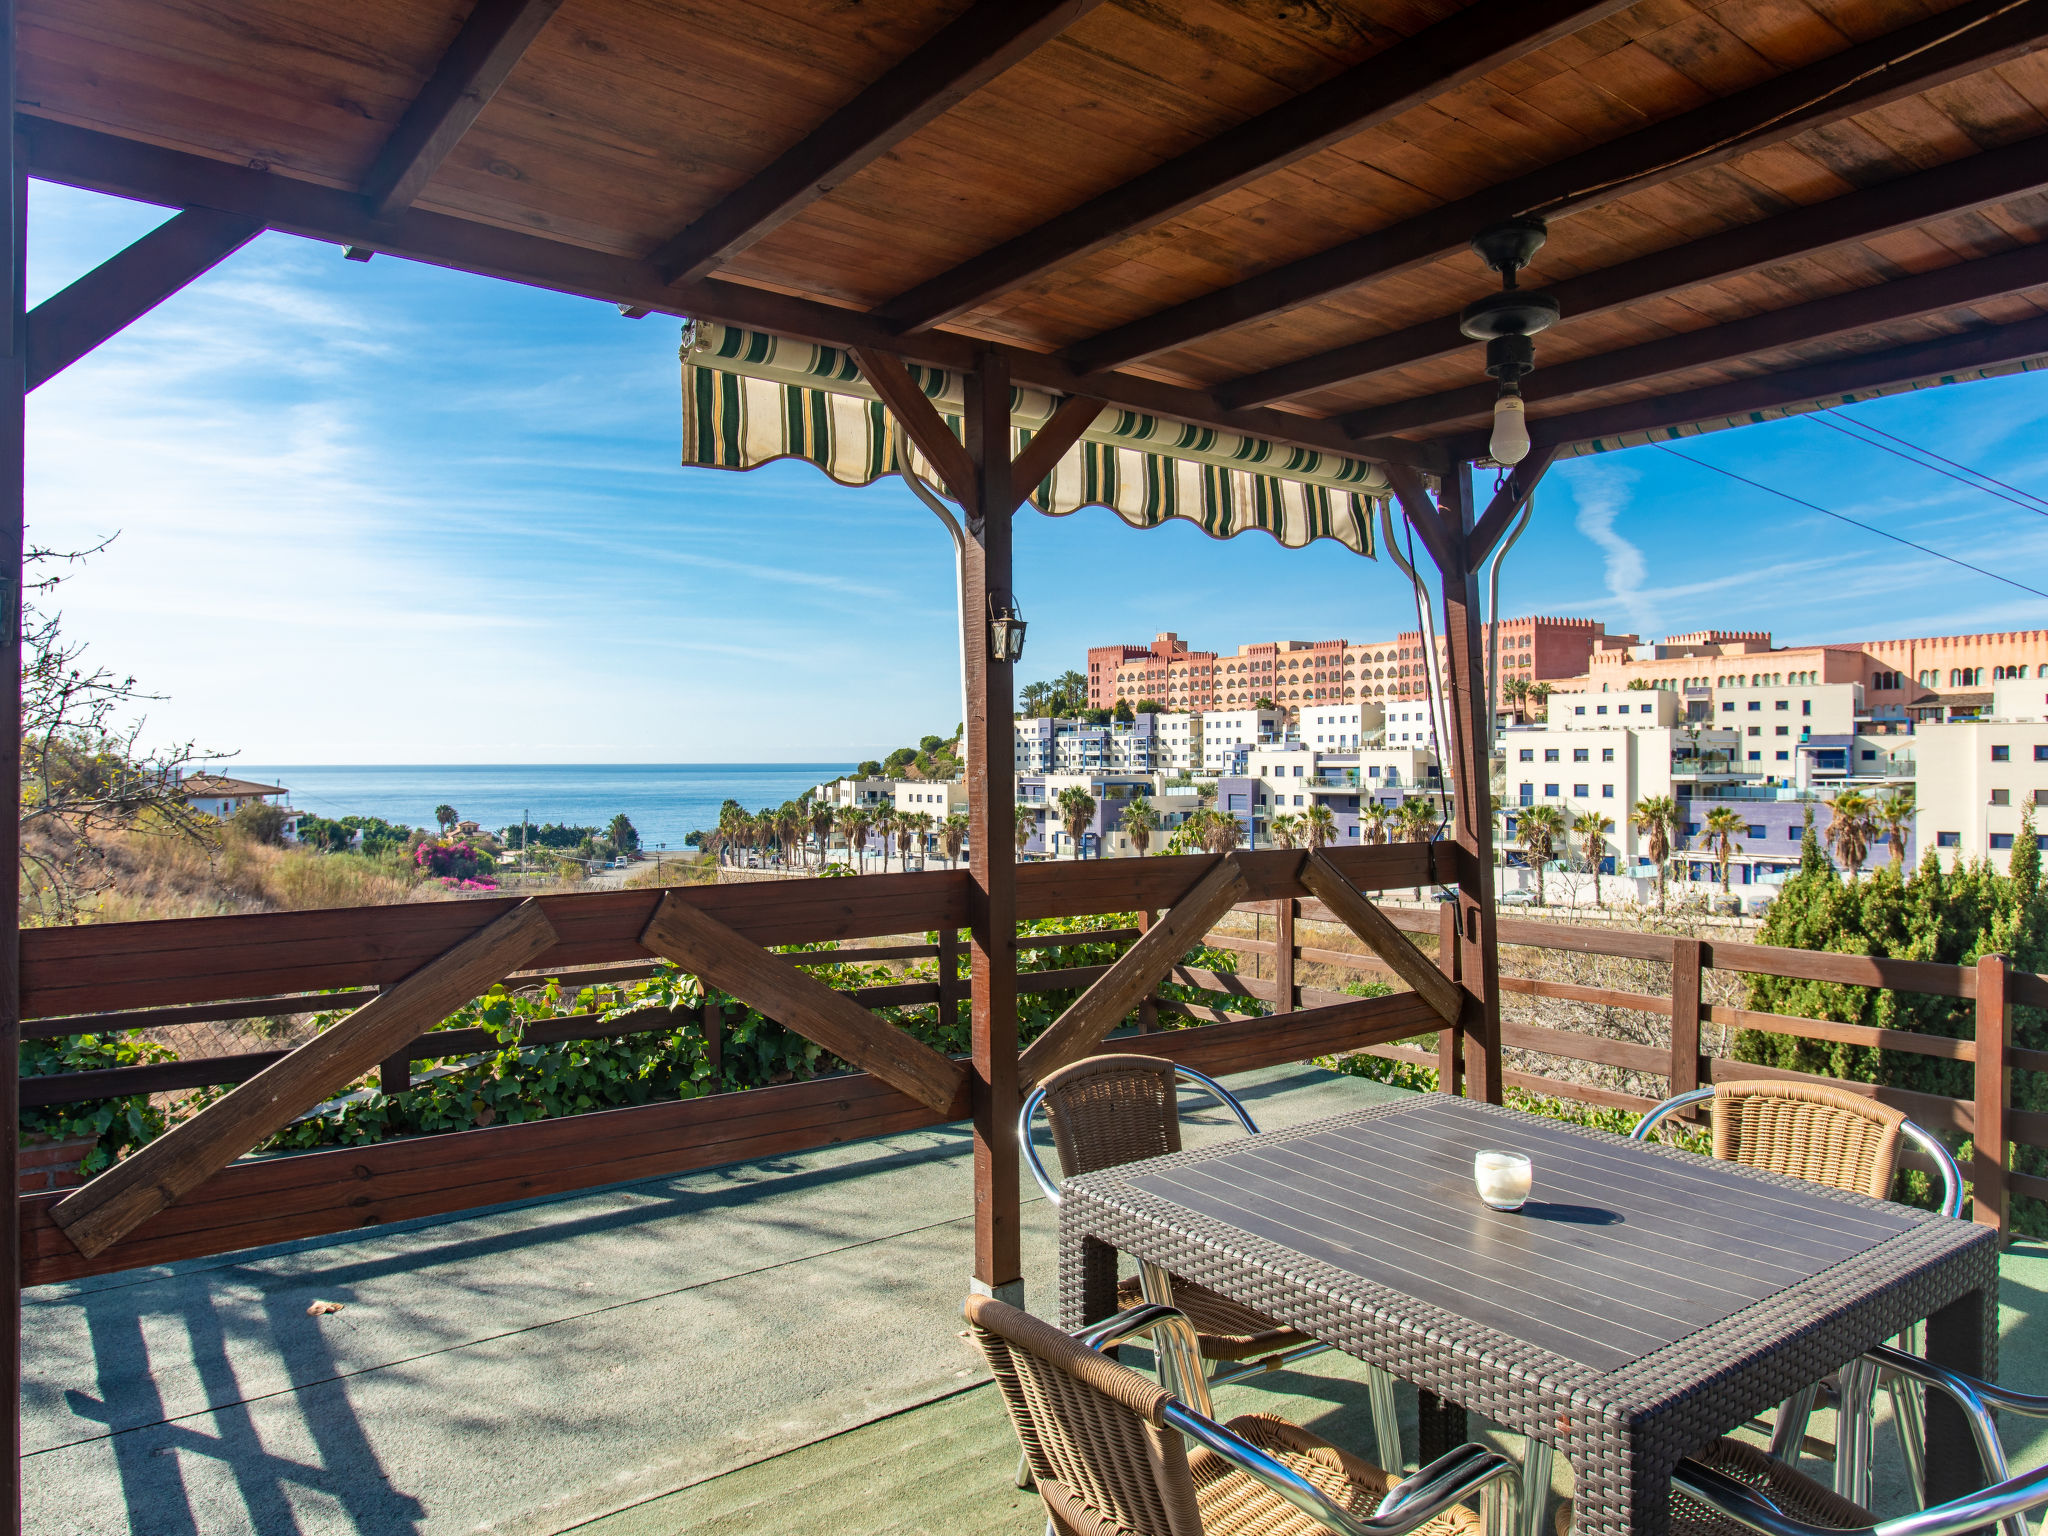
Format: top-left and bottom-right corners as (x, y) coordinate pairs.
(27, 181), (2048, 764)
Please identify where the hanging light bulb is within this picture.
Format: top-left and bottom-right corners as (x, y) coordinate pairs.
(1460, 219), (1560, 467)
(1490, 383), (1530, 465)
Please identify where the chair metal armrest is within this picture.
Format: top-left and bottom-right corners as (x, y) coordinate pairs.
(1073, 1302), (1216, 1418)
(1674, 1452), (2048, 1536)
(1630, 1087), (1716, 1141)
(1161, 1402), (1516, 1536)
(1018, 1065), (1262, 1208)
(1897, 1121), (1966, 1219)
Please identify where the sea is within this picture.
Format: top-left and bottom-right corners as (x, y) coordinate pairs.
(233, 764), (854, 851)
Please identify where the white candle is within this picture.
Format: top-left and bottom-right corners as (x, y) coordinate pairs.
(1474, 1150), (1533, 1211)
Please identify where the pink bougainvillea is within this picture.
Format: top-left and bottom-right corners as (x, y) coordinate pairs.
(414, 841), (482, 880)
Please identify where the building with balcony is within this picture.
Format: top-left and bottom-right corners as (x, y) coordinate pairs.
(1912, 678), (2048, 865)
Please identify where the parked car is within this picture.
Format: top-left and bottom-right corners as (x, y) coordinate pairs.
(1497, 890), (1538, 907)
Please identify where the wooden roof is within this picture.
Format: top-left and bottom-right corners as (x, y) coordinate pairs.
(27, 0), (2048, 471)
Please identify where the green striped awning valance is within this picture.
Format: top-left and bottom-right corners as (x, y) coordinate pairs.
(679, 322), (1385, 555)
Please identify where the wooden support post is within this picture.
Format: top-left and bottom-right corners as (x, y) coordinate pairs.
(1974, 952), (2009, 1235)
(963, 349), (1022, 1299)
(52, 900), (561, 1259)
(1018, 854), (1250, 1085)
(0, 10), (25, 1523)
(1273, 897), (1296, 1015)
(1436, 898), (1463, 1096)
(378, 1050), (412, 1097)
(1135, 910), (1158, 1033)
(937, 925), (963, 1038)
(1669, 938), (1704, 1105)
(701, 994), (724, 1075)
(641, 895), (968, 1115)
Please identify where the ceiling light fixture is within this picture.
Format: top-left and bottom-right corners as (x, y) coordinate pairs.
(1459, 218), (1560, 467)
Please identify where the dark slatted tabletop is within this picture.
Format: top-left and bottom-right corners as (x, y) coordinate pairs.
(1057, 1095), (1998, 1536)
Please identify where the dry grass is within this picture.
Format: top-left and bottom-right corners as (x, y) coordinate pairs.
(31, 819), (430, 926)
(624, 857), (717, 889)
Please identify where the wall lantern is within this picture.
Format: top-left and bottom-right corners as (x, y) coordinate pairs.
(989, 593), (1028, 663)
(1459, 218), (1561, 466)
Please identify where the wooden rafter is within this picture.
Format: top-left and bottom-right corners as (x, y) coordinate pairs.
(650, 0), (1105, 285)
(1464, 309), (2048, 460)
(1017, 854), (1250, 1086)
(875, 0), (1637, 333)
(26, 208), (260, 390)
(21, 121), (1438, 475)
(362, 0), (565, 218)
(640, 894), (969, 1117)
(1298, 853), (1462, 1026)
(1073, 0), (2048, 382)
(1350, 241), (2048, 441)
(49, 900), (561, 1259)
(1332, 136), (2048, 440)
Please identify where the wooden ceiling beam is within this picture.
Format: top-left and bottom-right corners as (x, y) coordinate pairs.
(1069, 0), (2048, 383)
(363, 0), (565, 219)
(1313, 129), (2048, 438)
(1444, 311), (2048, 459)
(649, 0), (1106, 286)
(1342, 239), (2048, 439)
(874, 0), (1637, 334)
(22, 117), (1440, 474)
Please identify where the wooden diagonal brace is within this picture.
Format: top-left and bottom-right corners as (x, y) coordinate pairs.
(1018, 854), (1251, 1087)
(51, 899), (561, 1259)
(641, 894), (969, 1116)
(1300, 852), (1464, 1026)
(851, 347), (977, 513)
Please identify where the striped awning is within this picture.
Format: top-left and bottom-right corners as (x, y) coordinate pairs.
(680, 323), (1387, 555)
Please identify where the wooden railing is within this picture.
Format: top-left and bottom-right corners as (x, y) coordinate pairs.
(17, 841), (2040, 1285)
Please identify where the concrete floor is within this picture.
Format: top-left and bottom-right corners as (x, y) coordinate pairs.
(22, 1061), (1398, 1535)
(26, 1062), (2048, 1535)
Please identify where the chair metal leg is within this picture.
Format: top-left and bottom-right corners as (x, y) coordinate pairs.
(1885, 1366), (1928, 1509)
(1137, 1261), (1210, 1415)
(1016, 1448), (1034, 1490)
(1519, 1437), (1555, 1536)
(1835, 1357), (1878, 1507)
(1369, 1365), (1404, 1474)
(1771, 1382), (1822, 1464)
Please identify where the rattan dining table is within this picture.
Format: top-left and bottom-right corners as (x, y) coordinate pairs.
(1056, 1094), (1998, 1536)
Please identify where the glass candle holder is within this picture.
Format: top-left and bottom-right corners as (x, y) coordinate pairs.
(1473, 1150), (1533, 1211)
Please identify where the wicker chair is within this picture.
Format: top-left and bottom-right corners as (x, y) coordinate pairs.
(1630, 1081), (1966, 1508)
(1020, 1054), (1402, 1469)
(1554, 1343), (2048, 1536)
(968, 1294), (1518, 1536)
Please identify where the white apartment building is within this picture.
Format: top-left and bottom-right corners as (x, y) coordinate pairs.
(1913, 678), (2048, 864)
(1510, 689), (1739, 863)
(1200, 707), (1285, 773)
(1297, 702), (1385, 750)
(1382, 701), (1440, 747)
(809, 776), (895, 810)
(894, 781), (965, 817)
(1151, 712), (1201, 774)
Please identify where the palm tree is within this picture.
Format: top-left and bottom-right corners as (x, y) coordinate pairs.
(1202, 810), (1244, 855)
(941, 813), (969, 866)
(838, 806), (871, 870)
(1268, 812), (1299, 849)
(1119, 795), (1158, 856)
(1516, 804), (1567, 906)
(1575, 810), (1614, 906)
(1701, 806), (1746, 893)
(1014, 803), (1037, 856)
(1630, 794), (1681, 910)
(776, 802), (804, 868)
(899, 811), (932, 869)
(434, 803), (458, 835)
(1877, 788), (1916, 867)
(1302, 802), (1337, 851)
(1055, 785), (1097, 859)
(1824, 789), (1876, 878)
(1358, 800), (1391, 847)
(810, 799), (835, 868)
(870, 808), (897, 872)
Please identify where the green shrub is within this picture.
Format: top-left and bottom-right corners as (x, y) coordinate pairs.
(22, 1032), (176, 1170)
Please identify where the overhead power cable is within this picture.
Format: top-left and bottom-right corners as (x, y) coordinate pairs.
(1814, 408), (2048, 517)
(1649, 441), (2048, 601)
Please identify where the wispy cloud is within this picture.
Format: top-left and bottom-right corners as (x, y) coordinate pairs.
(1565, 463), (1660, 637)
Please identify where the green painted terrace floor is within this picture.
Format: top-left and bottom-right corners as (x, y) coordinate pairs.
(23, 1062), (2048, 1534)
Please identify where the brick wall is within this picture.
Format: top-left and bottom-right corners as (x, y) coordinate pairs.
(19, 1135), (98, 1194)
